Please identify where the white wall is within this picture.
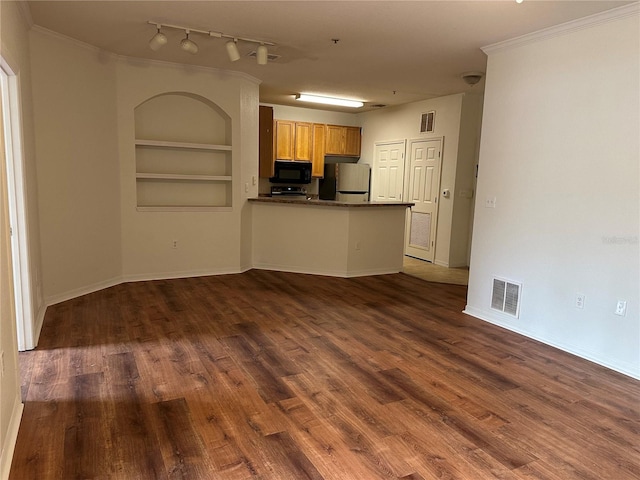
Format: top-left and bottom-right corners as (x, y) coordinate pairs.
(263, 103), (360, 126)
(0, 1), (41, 476)
(30, 28), (122, 304)
(451, 95), (483, 265)
(27, 28), (260, 300)
(117, 59), (259, 280)
(359, 94), (482, 267)
(465, 5), (640, 379)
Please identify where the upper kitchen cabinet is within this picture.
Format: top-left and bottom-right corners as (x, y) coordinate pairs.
(259, 106), (274, 178)
(261, 118), (361, 178)
(325, 125), (361, 157)
(274, 120), (312, 161)
(344, 127), (362, 156)
(274, 120), (294, 160)
(311, 123), (326, 177)
(294, 122), (313, 161)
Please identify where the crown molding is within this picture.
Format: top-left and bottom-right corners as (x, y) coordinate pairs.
(482, 2), (639, 54)
(31, 25), (115, 57)
(29, 25), (261, 85)
(118, 55), (261, 85)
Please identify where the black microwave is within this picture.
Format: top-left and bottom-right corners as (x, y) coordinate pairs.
(270, 160), (312, 184)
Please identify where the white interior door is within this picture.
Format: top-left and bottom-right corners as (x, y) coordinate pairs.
(372, 141), (405, 201)
(405, 139), (442, 263)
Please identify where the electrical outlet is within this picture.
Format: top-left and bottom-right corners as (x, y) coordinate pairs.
(172, 240), (178, 249)
(575, 294), (585, 309)
(615, 300), (627, 316)
(485, 197), (496, 208)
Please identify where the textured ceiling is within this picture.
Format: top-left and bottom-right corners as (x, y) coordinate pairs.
(26, 0), (632, 112)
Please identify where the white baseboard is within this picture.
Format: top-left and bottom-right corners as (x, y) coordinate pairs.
(122, 267), (243, 283)
(252, 263), (401, 278)
(0, 400), (24, 480)
(32, 303), (46, 348)
(45, 276), (123, 307)
(463, 305), (640, 381)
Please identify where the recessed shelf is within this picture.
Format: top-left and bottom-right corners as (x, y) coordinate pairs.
(136, 173), (232, 182)
(134, 93), (232, 209)
(136, 206), (233, 212)
(135, 139), (232, 151)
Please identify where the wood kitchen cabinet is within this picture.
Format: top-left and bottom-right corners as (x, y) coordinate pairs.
(274, 120), (312, 161)
(325, 125), (361, 157)
(275, 120), (295, 160)
(343, 126), (362, 156)
(262, 119), (360, 178)
(259, 106), (274, 178)
(311, 123), (326, 177)
(294, 122), (312, 161)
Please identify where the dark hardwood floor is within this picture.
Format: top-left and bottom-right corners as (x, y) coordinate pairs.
(10, 270), (640, 479)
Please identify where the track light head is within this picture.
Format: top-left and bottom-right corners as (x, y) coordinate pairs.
(180, 31), (198, 54)
(149, 27), (167, 51)
(256, 44), (268, 65)
(226, 39), (241, 62)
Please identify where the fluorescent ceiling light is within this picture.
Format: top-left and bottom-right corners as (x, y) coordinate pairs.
(296, 94), (363, 108)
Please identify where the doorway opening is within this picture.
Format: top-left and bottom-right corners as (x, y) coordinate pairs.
(1, 59), (36, 351)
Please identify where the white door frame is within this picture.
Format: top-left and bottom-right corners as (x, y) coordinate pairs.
(1, 58), (36, 351)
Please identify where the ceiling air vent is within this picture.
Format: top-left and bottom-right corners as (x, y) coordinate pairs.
(491, 277), (521, 318)
(248, 50), (281, 61)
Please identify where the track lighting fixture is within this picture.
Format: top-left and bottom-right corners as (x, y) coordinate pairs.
(226, 39), (241, 62)
(146, 21), (275, 65)
(180, 30), (199, 55)
(148, 26), (167, 51)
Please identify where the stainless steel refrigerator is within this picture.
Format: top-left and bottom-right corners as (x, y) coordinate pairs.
(319, 163), (371, 202)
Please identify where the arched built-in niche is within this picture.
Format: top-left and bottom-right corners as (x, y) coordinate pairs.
(134, 92), (232, 210)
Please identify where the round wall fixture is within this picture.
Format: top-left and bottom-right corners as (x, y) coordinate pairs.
(461, 71), (485, 85)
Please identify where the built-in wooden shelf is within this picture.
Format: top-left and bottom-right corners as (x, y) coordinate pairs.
(135, 139), (232, 151)
(133, 93), (233, 210)
(136, 173), (232, 182)
(136, 206), (233, 212)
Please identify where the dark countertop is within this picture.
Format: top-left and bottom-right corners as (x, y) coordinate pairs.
(248, 196), (414, 208)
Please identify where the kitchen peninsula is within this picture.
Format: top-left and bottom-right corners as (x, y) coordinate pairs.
(250, 197), (413, 277)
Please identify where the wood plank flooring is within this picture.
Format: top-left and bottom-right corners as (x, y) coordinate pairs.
(10, 270), (640, 479)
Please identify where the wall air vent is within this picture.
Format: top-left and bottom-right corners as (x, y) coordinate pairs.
(491, 277), (521, 318)
(248, 50), (281, 61)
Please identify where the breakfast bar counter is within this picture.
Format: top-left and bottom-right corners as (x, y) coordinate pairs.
(249, 197), (413, 277)
(249, 196), (414, 208)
